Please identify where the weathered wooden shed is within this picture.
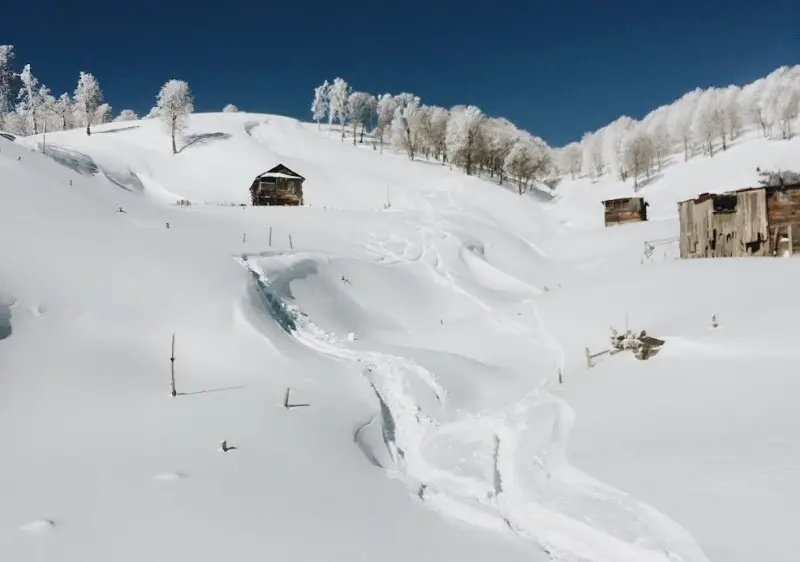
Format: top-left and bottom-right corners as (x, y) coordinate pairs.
(250, 164), (305, 206)
(602, 197), (649, 227)
(677, 183), (800, 258)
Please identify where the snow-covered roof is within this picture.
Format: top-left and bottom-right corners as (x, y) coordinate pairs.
(258, 172), (302, 179)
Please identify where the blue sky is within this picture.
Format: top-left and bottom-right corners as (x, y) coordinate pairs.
(2, 0), (797, 146)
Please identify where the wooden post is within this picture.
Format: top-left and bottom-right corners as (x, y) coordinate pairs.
(170, 334), (177, 397)
(558, 368), (563, 384)
(289, 234), (293, 250)
(242, 232), (246, 243)
(585, 347), (592, 369)
(284, 387), (290, 409)
(789, 224), (794, 256)
(269, 226), (272, 246)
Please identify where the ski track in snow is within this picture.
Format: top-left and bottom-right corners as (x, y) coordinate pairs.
(237, 252), (708, 562)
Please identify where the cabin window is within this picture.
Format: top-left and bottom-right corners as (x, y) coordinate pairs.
(712, 194), (737, 213)
(778, 191), (789, 202)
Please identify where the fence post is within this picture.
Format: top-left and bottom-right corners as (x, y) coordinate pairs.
(585, 347), (592, 369)
(284, 387), (291, 409)
(170, 334), (177, 397)
(269, 226), (273, 246)
(289, 234), (293, 250)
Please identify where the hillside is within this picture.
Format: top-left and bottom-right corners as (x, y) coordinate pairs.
(1, 114), (798, 562)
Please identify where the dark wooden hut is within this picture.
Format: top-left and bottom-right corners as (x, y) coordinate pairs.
(677, 182), (800, 258)
(602, 197), (648, 227)
(250, 164), (305, 206)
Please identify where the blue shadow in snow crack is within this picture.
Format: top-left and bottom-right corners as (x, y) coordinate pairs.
(246, 268), (298, 333)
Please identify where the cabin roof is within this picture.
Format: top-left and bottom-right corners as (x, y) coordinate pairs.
(677, 183), (800, 205)
(601, 196), (645, 205)
(259, 172), (302, 179)
(255, 163), (305, 181)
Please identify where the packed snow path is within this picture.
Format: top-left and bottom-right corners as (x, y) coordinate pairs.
(239, 254), (707, 562)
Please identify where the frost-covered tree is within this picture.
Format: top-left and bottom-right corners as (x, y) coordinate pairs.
(557, 142), (582, 179)
(642, 106), (672, 171)
(37, 86), (58, 132)
(742, 77), (771, 138)
(446, 105), (485, 175)
(3, 109), (26, 136)
(17, 64), (42, 135)
(328, 77), (350, 141)
(114, 109), (138, 122)
(222, 103), (239, 113)
(347, 91), (376, 145)
(427, 106), (449, 162)
(669, 89), (701, 161)
(311, 80), (330, 130)
(93, 102), (112, 125)
(764, 71), (800, 140)
(156, 79), (194, 154)
(0, 45), (15, 127)
(693, 88), (724, 156)
(503, 132), (553, 194)
(390, 95), (425, 160)
(374, 94), (396, 152)
(621, 126), (655, 191)
(720, 86), (743, 142)
(145, 105), (160, 119)
(53, 93), (75, 130)
(74, 71), (103, 135)
(602, 116), (634, 180)
(482, 117), (518, 183)
(580, 130), (605, 178)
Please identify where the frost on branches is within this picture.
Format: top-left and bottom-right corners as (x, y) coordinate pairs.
(17, 64), (42, 135)
(347, 91), (376, 145)
(374, 94), (397, 153)
(446, 105), (485, 175)
(503, 133), (552, 194)
(328, 78), (351, 141)
(222, 104), (239, 113)
(114, 109), (138, 122)
(74, 71), (103, 136)
(93, 103), (112, 125)
(311, 80), (330, 130)
(0, 45), (15, 127)
(390, 94), (424, 160)
(156, 80), (194, 154)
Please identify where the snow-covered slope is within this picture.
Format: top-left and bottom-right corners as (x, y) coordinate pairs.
(2, 116), (798, 562)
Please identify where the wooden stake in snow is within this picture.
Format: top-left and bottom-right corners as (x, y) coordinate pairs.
(165, 222), (170, 229)
(558, 368), (563, 384)
(711, 314), (718, 329)
(170, 334), (177, 397)
(289, 234), (293, 250)
(269, 226), (273, 246)
(585, 347), (592, 369)
(220, 440), (229, 452)
(242, 232), (246, 243)
(283, 387), (291, 409)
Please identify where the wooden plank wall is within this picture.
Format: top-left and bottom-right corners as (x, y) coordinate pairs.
(604, 199), (646, 227)
(678, 190), (768, 258)
(766, 187), (800, 255)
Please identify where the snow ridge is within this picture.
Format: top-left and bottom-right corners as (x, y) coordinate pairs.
(239, 254), (708, 562)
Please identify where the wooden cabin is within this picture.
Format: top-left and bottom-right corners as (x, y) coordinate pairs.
(602, 197), (648, 227)
(677, 183), (800, 258)
(250, 164), (305, 206)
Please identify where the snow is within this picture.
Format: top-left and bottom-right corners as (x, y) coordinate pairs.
(258, 172), (302, 179)
(1, 113), (798, 562)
